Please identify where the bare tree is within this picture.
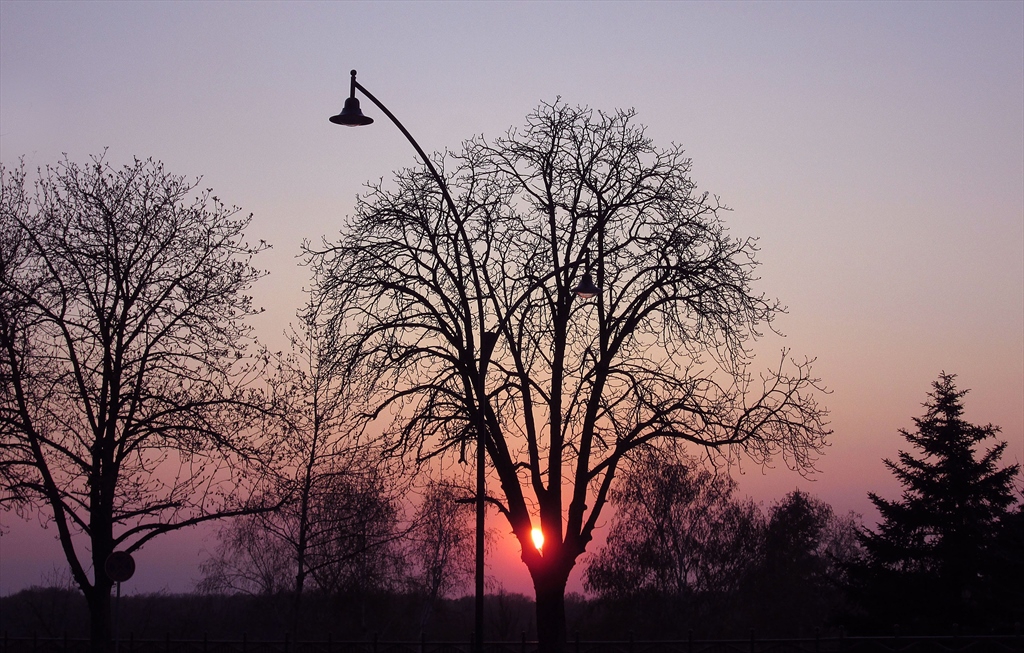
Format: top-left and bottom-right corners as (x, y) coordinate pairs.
(584, 451), (762, 601)
(271, 299), (353, 604)
(199, 298), (406, 632)
(408, 479), (475, 629)
(309, 101), (830, 651)
(198, 508), (295, 596)
(199, 465), (405, 599)
(301, 467), (406, 598)
(0, 166), (33, 511)
(0, 155), (272, 651)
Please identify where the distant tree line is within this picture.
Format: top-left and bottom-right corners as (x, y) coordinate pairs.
(583, 458), (859, 637)
(172, 374), (1024, 639)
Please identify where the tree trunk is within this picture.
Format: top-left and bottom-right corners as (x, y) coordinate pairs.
(87, 499), (115, 653)
(85, 585), (113, 653)
(533, 568), (569, 653)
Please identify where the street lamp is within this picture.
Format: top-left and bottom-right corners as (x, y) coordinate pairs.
(330, 70), (601, 649)
(572, 272), (600, 299)
(330, 69), (486, 650)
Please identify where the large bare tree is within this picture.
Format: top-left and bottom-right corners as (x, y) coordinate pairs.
(309, 102), (830, 650)
(0, 156), (272, 651)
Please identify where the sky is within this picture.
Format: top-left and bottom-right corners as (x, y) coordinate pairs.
(1, 0), (1022, 598)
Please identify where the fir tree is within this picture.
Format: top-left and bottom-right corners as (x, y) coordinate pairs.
(858, 372), (1019, 631)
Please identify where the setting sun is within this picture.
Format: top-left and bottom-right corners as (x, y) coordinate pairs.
(531, 527), (544, 551)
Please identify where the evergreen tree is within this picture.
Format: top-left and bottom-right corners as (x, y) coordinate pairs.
(857, 373), (1019, 631)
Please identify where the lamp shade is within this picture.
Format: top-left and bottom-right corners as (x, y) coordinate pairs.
(330, 97), (373, 126)
(572, 273), (600, 299)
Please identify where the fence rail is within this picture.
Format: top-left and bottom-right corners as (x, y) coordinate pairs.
(3, 634), (1022, 653)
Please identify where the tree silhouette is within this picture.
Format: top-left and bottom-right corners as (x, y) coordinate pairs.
(740, 490), (860, 635)
(241, 292), (405, 632)
(985, 501), (1024, 627)
(585, 456), (859, 636)
(197, 510), (295, 596)
(857, 372), (1020, 631)
(308, 101), (830, 652)
(408, 479), (476, 630)
(199, 298), (405, 622)
(199, 466), (405, 598)
(0, 156), (272, 651)
(584, 451), (761, 604)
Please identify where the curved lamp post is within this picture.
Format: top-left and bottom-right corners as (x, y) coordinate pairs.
(330, 71), (462, 226)
(330, 70), (600, 649)
(331, 70), (487, 649)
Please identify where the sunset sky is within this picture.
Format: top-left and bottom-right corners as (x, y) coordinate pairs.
(1, 1), (1021, 597)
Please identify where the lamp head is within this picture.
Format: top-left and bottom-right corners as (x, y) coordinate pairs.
(330, 96), (373, 127)
(573, 273), (600, 299)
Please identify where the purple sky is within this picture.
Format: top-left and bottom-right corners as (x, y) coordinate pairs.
(1, 0), (1021, 597)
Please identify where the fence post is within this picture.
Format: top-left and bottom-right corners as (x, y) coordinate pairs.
(521, 631), (526, 653)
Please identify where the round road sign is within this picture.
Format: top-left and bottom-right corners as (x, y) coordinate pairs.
(104, 551), (136, 583)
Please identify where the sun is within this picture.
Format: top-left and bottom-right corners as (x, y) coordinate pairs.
(531, 527), (544, 551)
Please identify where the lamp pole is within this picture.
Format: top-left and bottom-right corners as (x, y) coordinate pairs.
(330, 70), (486, 651)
